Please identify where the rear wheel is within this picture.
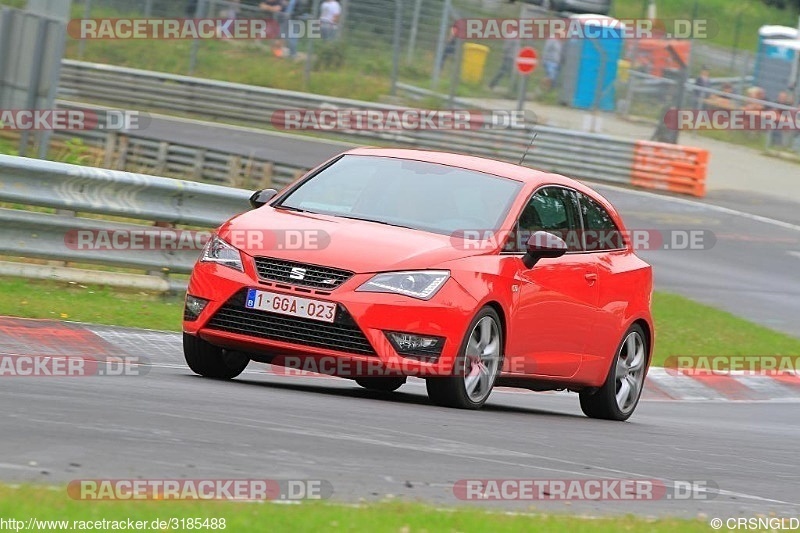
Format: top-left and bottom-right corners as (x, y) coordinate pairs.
(355, 377), (407, 392)
(426, 307), (503, 410)
(579, 324), (648, 421)
(183, 333), (249, 379)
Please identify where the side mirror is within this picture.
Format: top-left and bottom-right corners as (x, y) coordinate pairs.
(249, 188), (278, 209)
(522, 231), (568, 268)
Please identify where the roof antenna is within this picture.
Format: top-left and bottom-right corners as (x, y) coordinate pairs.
(518, 130), (537, 166)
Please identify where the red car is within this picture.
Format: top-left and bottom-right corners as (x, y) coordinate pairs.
(183, 148), (653, 420)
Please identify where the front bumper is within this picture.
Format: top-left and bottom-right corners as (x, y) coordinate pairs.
(183, 259), (479, 377)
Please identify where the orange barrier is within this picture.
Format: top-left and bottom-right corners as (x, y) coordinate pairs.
(631, 141), (709, 197)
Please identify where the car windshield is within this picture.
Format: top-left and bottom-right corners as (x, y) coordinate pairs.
(277, 155), (522, 235)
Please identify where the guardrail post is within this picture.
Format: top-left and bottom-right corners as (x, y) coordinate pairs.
(103, 131), (117, 168)
(155, 142), (169, 174)
(114, 134), (129, 170)
(227, 155), (242, 187)
(260, 162), (274, 189)
(193, 149), (206, 180)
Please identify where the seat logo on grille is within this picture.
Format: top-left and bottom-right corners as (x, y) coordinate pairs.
(289, 267), (307, 280)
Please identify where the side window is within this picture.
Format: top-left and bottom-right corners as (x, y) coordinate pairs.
(506, 187), (582, 252)
(579, 193), (625, 251)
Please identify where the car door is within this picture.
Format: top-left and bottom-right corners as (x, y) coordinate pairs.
(504, 186), (599, 378)
(576, 191), (631, 362)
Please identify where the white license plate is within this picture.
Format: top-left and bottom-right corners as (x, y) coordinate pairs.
(245, 289), (337, 323)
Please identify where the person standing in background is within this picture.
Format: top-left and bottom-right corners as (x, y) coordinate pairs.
(439, 23), (459, 71)
(488, 35), (518, 91)
(693, 66), (712, 106)
(282, 0), (299, 59)
(542, 36), (562, 91)
(260, 0), (298, 58)
(320, 0), (341, 40)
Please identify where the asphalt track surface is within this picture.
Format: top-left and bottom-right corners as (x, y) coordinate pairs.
(3, 122), (800, 520)
(2, 364), (799, 518)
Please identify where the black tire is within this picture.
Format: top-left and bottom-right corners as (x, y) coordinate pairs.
(579, 324), (648, 421)
(355, 377), (407, 392)
(183, 333), (249, 380)
(426, 307), (504, 410)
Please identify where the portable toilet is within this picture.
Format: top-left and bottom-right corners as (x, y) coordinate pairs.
(559, 15), (625, 111)
(754, 25), (798, 101)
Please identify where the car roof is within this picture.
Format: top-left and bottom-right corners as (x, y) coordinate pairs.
(343, 147), (574, 186)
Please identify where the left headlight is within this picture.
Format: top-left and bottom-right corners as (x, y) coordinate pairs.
(200, 234), (244, 272)
(356, 270), (449, 300)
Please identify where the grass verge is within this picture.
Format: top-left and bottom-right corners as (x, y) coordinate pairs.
(0, 276), (798, 366)
(0, 277), (183, 331)
(0, 484), (713, 533)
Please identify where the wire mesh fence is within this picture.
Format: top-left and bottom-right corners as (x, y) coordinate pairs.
(4, 0), (798, 157)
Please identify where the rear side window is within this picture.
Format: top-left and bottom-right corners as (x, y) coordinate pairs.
(508, 187), (583, 252)
(578, 193), (625, 251)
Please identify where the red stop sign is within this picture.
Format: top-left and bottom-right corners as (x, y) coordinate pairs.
(515, 47), (538, 75)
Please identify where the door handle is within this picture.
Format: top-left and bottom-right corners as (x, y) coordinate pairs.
(584, 273), (598, 285)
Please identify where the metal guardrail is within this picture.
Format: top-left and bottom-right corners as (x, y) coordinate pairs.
(56, 60), (708, 196)
(0, 154), (249, 225)
(51, 103), (306, 190)
(0, 155), (251, 291)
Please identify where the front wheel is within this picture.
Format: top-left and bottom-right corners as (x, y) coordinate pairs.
(183, 333), (249, 380)
(426, 307), (503, 410)
(579, 324), (648, 421)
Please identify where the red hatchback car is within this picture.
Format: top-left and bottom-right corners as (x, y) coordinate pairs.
(183, 148), (653, 420)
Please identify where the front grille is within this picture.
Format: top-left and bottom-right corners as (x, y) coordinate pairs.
(254, 257), (353, 290)
(206, 290), (376, 356)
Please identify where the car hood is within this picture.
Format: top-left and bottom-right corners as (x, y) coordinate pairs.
(218, 207), (486, 274)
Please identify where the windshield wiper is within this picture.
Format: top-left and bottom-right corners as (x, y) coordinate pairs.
(335, 214), (414, 229)
(273, 204), (311, 213)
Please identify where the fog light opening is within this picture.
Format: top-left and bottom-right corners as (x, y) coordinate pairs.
(385, 331), (445, 360)
(184, 295), (209, 321)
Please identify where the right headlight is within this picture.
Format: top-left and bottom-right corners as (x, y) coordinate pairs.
(200, 235), (244, 272)
(356, 270), (450, 300)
